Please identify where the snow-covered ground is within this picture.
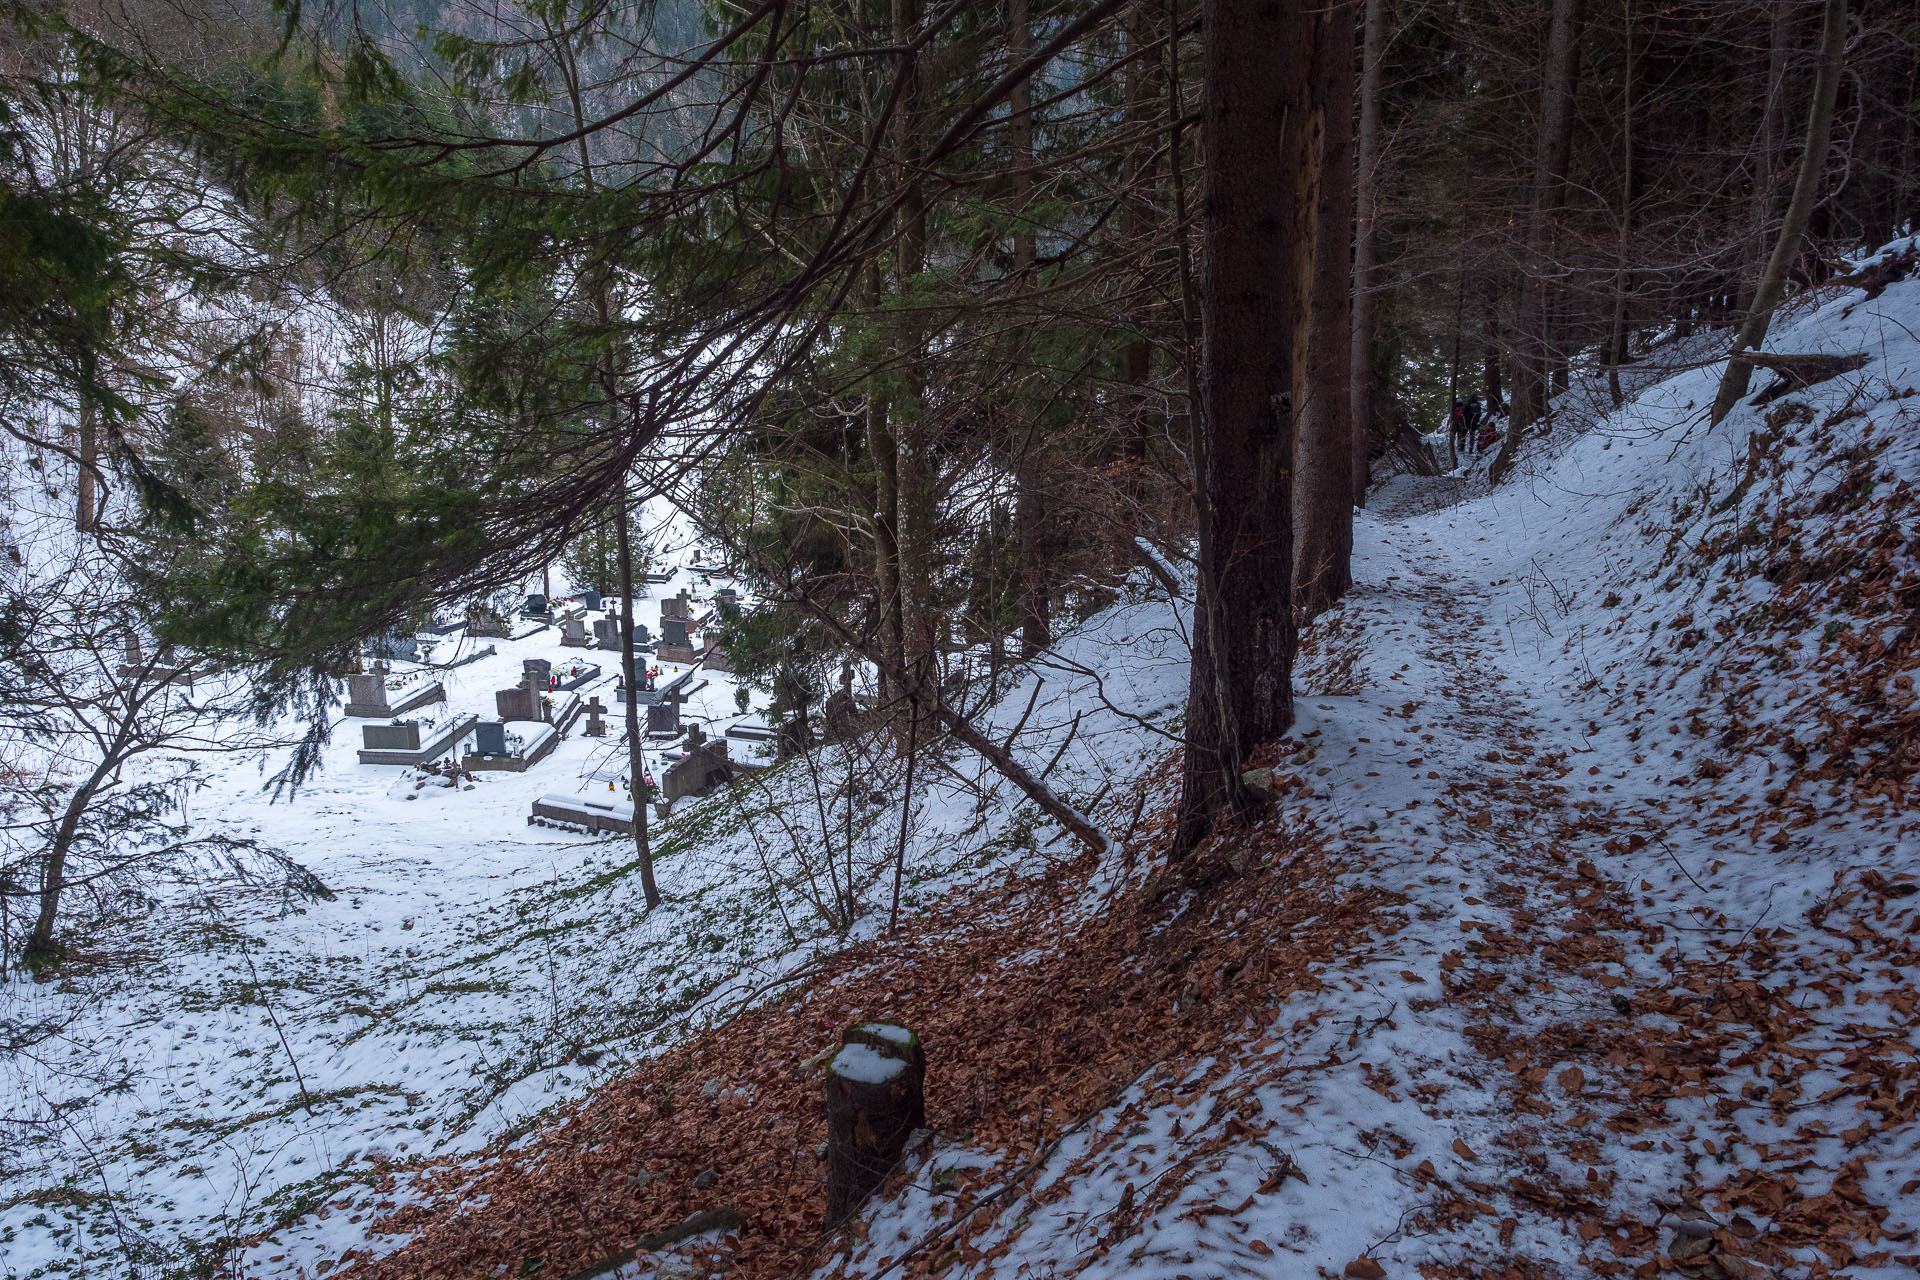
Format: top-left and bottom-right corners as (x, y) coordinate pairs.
(818, 240), (1920, 1280)
(6, 241), (1917, 1280)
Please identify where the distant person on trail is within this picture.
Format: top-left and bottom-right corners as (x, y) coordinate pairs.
(1448, 399), (1468, 456)
(1477, 398), (1502, 455)
(1463, 396), (1483, 452)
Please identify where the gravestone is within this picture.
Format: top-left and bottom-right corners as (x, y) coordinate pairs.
(583, 696), (608, 737)
(559, 616), (591, 648)
(346, 673), (391, 717)
(663, 739), (731, 802)
(472, 721), (508, 757)
(593, 618), (622, 651)
(661, 616), (689, 648)
(523, 658), (552, 689)
(495, 686), (541, 721)
(362, 721), (422, 753)
(522, 593), (549, 618)
(646, 700), (680, 735)
(716, 587), (739, 611)
(468, 604), (511, 638)
(580, 589), (603, 610)
(661, 593), (688, 621)
(123, 635), (144, 667)
(634, 623), (651, 646)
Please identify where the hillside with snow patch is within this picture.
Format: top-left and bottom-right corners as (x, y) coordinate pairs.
(4, 243), (1916, 1280)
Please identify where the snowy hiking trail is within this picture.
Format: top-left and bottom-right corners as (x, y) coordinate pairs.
(826, 429), (1917, 1280)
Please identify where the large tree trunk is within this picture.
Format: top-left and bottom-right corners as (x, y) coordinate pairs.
(1605, 0), (1636, 409)
(1010, 0), (1050, 658)
(1120, 0), (1155, 408)
(1711, 0), (1848, 425)
(1348, 0), (1388, 507)
(892, 0), (938, 705)
(1294, 0), (1357, 618)
(75, 398), (99, 533)
(1491, 0), (1587, 484)
(1171, 0), (1309, 858)
(864, 261), (904, 703)
(614, 489), (663, 909)
(1482, 280), (1505, 410)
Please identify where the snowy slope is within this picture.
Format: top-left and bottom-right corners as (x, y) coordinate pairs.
(807, 241), (1920, 1280)
(7, 243), (1916, 1280)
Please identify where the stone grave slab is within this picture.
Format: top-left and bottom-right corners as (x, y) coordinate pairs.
(464, 721), (559, 773)
(357, 713), (478, 766)
(552, 660), (600, 691)
(528, 791), (635, 836)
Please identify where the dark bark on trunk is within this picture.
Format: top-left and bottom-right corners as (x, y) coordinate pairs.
(1606, 5), (1635, 409)
(615, 491), (663, 909)
(75, 398), (98, 534)
(1171, 0), (1308, 858)
(1294, 0), (1357, 619)
(1711, 0), (1848, 425)
(865, 262), (903, 706)
(1011, 0), (1050, 659)
(1121, 1), (1155, 407)
(29, 769), (105, 964)
(1482, 280), (1505, 410)
(892, 0), (938, 709)
(1492, 0), (1586, 484)
(1348, 0), (1388, 508)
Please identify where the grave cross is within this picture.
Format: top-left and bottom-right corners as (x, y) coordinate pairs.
(585, 696), (607, 737)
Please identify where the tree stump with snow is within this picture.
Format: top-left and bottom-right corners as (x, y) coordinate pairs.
(823, 1022), (925, 1226)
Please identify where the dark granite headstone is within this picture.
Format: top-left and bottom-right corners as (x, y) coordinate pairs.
(646, 700), (680, 734)
(661, 616), (689, 648)
(523, 593), (549, 617)
(363, 721), (422, 752)
(473, 720), (508, 756)
(581, 590), (603, 610)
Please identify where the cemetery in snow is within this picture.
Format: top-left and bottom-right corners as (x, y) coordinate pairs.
(344, 564), (757, 813)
